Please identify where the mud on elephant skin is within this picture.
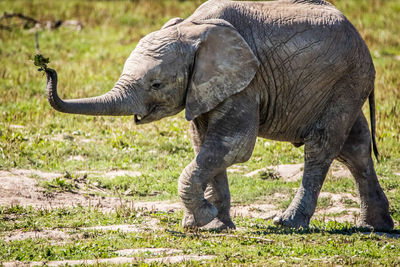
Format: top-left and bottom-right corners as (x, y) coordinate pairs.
(42, 0), (394, 231)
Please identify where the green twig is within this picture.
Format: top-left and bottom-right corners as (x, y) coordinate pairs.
(33, 32), (50, 72)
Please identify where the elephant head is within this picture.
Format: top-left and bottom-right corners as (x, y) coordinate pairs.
(45, 18), (260, 123)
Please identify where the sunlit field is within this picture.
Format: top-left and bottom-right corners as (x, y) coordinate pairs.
(0, 0), (399, 265)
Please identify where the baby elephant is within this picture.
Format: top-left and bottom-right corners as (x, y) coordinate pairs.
(43, 0), (394, 230)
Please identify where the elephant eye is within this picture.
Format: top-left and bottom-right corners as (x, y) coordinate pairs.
(151, 81), (163, 90)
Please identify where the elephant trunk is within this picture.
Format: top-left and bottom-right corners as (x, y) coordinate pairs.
(45, 68), (138, 116)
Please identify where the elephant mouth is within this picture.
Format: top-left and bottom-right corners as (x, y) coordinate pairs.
(134, 114), (143, 124)
(134, 105), (159, 125)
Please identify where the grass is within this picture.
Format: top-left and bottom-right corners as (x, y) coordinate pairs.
(0, 206), (399, 265)
(0, 0), (399, 265)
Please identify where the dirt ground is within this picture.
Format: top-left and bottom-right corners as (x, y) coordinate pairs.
(2, 255), (216, 266)
(1, 164), (397, 266)
(0, 164), (359, 222)
(0, 169), (131, 211)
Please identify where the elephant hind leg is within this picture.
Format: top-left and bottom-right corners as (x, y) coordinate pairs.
(273, 142), (334, 228)
(273, 119), (348, 228)
(274, 77), (364, 228)
(337, 114), (393, 231)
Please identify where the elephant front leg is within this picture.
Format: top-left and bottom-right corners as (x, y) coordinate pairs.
(179, 138), (256, 229)
(179, 91), (259, 229)
(178, 159), (219, 229)
(203, 171), (236, 230)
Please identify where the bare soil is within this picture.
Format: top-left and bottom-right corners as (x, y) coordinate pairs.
(82, 218), (160, 233)
(244, 163), (304, 181)
(244, 162), (352, 181)
(0, 165), (376, 266)
(3, 229), (72, 243)
(0, 164), (359, 227)
(0, 165), (361, 224)
(115, 248), (183, 256)
(2, 220), (160, 245)
(0, 169), (131, 211)
(2, 255), (216, 266)
(314, 192), (360, 223)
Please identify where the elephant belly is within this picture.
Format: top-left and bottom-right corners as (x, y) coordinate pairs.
(256, 48), (348, 144)
(254, 25), (355, 142)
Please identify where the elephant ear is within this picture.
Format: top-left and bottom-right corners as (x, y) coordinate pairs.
(185, 20), (260, 121)
(161, 17), (184, 29)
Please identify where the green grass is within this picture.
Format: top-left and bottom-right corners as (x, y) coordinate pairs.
(0, 0), (400, 265)
(1, 206), (399, 265)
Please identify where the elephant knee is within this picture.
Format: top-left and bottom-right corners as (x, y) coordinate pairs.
(196, 150), (226, 170)
(196, 145), (251, 169)
(234, 148), (253, 163)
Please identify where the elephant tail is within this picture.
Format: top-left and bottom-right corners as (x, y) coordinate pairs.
(369, 89), (379, 161)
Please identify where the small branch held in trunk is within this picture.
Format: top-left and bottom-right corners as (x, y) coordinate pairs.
(33, 32), (50, 72)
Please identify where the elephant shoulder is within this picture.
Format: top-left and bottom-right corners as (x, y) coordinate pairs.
(282, 0), (333, 6)
(189, 0), (231, 20)
(195, 0), (229, 10)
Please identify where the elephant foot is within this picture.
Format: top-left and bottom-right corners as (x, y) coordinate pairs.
(201, 217), (236, 231)
(218, 216), (236, 230)
(357, 210), (394, 231)
(182, 202), (218, 229)
(273, 209), (310, 229)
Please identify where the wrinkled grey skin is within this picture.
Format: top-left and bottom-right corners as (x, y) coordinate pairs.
(44, 0), (394, 231)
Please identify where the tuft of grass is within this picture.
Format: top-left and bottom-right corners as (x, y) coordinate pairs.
(258, 169), (281, 180)
(42, 176), (78, 193)
(317, 196), (333, 209)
